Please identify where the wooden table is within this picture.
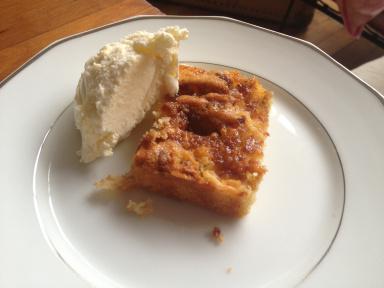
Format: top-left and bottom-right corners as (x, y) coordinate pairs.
(1, 0), (383, 79)
(0, 0), (162, 81)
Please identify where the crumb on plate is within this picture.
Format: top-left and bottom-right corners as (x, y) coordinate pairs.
(95, 175), (134, 191)
(126, 198), (153, 216)
(226, 267), (233, 274)
(212, 226), (224, 244)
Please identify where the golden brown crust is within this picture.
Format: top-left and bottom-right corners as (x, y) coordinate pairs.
(126, 65), (271, 217)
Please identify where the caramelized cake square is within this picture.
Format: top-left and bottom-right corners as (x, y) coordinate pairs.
(101, 65), (272, 217)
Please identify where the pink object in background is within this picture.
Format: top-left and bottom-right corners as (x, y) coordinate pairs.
(335, 0), (384, 36)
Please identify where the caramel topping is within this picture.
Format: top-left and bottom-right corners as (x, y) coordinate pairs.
(135, 65), (271, 183)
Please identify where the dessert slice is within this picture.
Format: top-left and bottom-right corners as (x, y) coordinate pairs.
(100, 65), (272, 217)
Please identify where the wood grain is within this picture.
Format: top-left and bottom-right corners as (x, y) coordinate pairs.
(0, 0), (162, 81)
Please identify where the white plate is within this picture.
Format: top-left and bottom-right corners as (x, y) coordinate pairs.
(1, 16), (383, 288)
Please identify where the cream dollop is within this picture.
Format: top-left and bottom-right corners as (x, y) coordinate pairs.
(74, 26), (189, 163)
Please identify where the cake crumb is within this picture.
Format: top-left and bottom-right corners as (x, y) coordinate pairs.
(95, 174), (134, 191)
(226, 267), (233, 274)
(126, 199), (153, 216)
(211, 226), (224, 244)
